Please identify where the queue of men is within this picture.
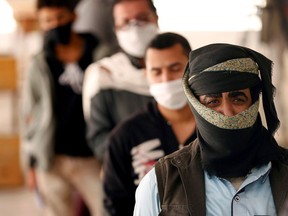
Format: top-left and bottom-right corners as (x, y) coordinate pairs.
(19, 0), (288, 216)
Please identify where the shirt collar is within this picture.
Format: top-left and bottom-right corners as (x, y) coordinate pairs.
(206, 162), (271, 185)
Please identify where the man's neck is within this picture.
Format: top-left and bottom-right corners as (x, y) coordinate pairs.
(158, 104), (196, 144)
(158, 104), (193, 123)
(227, 177), (246, 190)
(126, 53), (145, 69)
(55, 33), (84, 63)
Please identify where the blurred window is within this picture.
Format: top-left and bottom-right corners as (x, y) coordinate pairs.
(154, 0), (266, 31)
(0, 0), (16, 34)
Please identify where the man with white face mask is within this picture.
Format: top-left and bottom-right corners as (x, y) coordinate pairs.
(102, 32), (196, 216)
(82, 0), (159, 162)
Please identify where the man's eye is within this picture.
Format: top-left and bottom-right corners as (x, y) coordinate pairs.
(170, 65), (182, 72)
(150, 70), (161, 76)
(204, 99), (220, 107)
(232, 97), (247, 104)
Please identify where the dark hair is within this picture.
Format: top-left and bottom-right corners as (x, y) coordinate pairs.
(36, 0), (77, 11)
(146, 32), (192, 57)
(113, 0), (157, 15)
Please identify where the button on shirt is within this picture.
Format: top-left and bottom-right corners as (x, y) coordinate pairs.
(205, 162), (276, 216)
(133, 163), (276, 216)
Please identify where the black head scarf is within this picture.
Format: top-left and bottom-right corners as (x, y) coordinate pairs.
(182, 43), (281, 178)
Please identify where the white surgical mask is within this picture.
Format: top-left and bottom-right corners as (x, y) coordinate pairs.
(149, 79), (188, 110)
(116, 23), (158, 58)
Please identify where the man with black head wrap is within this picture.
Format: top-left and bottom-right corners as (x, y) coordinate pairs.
(133, 43), (288, 216)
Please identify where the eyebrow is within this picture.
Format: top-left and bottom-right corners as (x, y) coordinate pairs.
(150, 62), (181, 71)
(202, 91), (248, 102)
(228, 91), (248, 100)
(202, 93), (222, 102)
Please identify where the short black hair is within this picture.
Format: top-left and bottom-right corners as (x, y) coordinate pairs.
(146, 32), (192, 57)
(36, 0), (77, 11)
(113, 0), (157, 15)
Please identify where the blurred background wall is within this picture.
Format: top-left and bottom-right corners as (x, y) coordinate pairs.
(1, 0), (286, 144)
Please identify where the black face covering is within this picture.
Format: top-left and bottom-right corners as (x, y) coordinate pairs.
(194, 110), (280, 178)
(44, 21), (73, 47)
(182, 43), (281, 178)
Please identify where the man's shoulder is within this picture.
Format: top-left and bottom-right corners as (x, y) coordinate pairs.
(107, 107), (156, 154)
(93, 88), (152, 101)
(85, 52), (126, 80)
(83, 55), (120, 95)
(111, 108), (151, 135)
(31, 51), (45, 62)
(158, 141), (199, 166)
(122, 109), (151, 124)
(87, 52), (127, 67)
(28, 51), (49, 75)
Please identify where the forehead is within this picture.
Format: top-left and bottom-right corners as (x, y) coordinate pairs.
(145, 44), (187, 67)
(37, 7), (73, 30)
(113, 0), (155, 20)
(37, 7), (71, 19)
